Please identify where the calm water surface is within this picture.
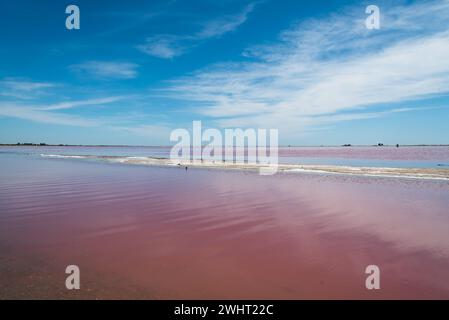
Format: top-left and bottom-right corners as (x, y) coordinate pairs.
(2, 145), (449, 167)
(0, 148), (449, 299)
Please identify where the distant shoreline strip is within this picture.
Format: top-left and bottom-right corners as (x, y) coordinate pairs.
(39, 154), (449, 181)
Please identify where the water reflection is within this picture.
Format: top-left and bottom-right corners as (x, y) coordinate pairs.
(0, 152), (448, 299)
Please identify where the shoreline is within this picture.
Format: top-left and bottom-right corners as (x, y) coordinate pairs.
(2, 144), (449, 148)
(40, 154), (449, 181)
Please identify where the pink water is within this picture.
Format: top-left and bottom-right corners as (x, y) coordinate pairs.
(0, 149), (449, 299)
(2, 145), (449, 167)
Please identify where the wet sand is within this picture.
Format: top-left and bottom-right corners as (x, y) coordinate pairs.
(40, 154), (449, 180)
(1, 153), (449, 299)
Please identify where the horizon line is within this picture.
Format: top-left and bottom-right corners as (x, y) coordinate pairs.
(1, 143), (449, 148)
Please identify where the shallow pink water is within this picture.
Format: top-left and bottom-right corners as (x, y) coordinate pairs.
(281, 145), (449, 160)
(1, 153), (449, 299)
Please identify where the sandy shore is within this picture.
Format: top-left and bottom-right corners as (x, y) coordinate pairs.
(41, 154), (449, 180)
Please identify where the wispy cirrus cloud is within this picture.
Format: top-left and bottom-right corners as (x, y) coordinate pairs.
(0, 103), (101, 127)
(0, 85), (170, 138)
(196, 2), (256, 39)
(0, 78), (57, 99)
(137, 3), (256, 59)
(0, 81), (127, 126)
(0, 100), (173, 143)
(138, 34), (186, 59)
(69, 61), (139, 79)
(161, 0), (449, 136)
(39, 96), (126, 111)
(0, 94), (125, 126)
(0, 71), (170, 136)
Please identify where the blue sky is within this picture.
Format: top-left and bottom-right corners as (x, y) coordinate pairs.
(0, 0), (449, 145)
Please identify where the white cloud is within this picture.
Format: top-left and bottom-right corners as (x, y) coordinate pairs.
(0, 97), (172, 142)
(196, 2), (255, 39)
(137, 35), (185, 59)
(70, 61), (139, 79)
(138, 3), (256, 59)
(0, 103), (100, 127)
(39, 96), (126, 111)
(0, 77), (170, 140)
(0, 95), (126, 126)
(0, 78), (56, 99)
(162, 0), (449, 135)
